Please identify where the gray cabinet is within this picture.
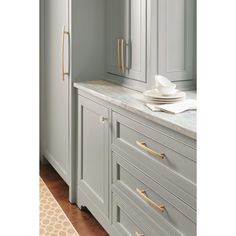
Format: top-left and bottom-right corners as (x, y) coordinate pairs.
(77, 95), (109, 220)
(106, 0), (196, 91)
(156, 0), (196, 86)
(112, 111), (196, 209)
(41, 0), (196, 193)
(106, 0), (147, 84)
(112, 151), (196, 236)
(75, 88), (196, 236)
(41, 0), (70, 184)
(40, 0), (106, 197)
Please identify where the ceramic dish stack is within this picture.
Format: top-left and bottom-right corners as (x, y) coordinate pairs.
(143, 75), (186, 104)
(143, 89), (186, 104)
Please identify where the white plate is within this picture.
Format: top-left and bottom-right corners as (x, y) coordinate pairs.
(147, 97), (184, 101)
(146, 99), (185, 104)
(159, 89), (178, 96)
(143, 89), (185, 99)
(147, 101), (184, 105)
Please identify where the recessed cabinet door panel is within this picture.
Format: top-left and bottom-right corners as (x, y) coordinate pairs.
(42, 0), (69, 184)
(107, 0), (147, 83)
(158, 0), (196, 81)
(78, 96), (109, 218)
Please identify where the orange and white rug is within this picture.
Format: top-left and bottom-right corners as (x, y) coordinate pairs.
(40, 178), (79, 236)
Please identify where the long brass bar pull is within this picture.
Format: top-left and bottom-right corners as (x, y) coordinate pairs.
(135, 232), (144, 236)
(136, 141), (166, 160)
(136, 189), (165, 213)
(121, 39), (125, 73)
(61, 26), (70, 81)
(117, 39), (121, 72)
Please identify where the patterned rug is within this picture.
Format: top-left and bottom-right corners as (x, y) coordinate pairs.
(40, 178), (79, 236)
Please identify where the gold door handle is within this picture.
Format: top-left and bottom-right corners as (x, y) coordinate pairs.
(135, 232), (144, 236)
(61, 26), (70, 81)
(136, 189), (165, 213)
(121, 39), (125, 73)
(117, 39), (121, 73)
(121, 38), (130, 74)
(136, 141), (166, 160)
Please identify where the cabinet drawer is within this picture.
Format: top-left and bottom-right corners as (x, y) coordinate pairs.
(112, 111), (196, 209)
(112, 192), (169, 236)
(112, 151), (196, 236)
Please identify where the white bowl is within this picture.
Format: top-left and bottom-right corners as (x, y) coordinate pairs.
(155, 75), (172, 88)
(159, 84), (177, 95)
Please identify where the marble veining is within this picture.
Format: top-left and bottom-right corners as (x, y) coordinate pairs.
(74, 80), (196, 139)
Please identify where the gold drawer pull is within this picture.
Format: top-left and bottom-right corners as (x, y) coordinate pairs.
(136, 141), (165, 160)
(117, 39), (121, 72)
(135, 233), (144, 236)
(136, 188), (165, 213)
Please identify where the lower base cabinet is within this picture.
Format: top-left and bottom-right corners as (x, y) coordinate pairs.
(76, 92), (196, 236)
(77, 95), (109, 221)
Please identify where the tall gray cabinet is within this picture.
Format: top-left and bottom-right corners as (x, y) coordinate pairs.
(40, 0), (106, 199)
(40, 0), (70, 184)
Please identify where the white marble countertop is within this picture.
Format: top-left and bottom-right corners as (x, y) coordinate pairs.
(74, 80), (196, 140)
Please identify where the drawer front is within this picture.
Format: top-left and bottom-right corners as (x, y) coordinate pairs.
(112, 111), (196, 208)
(112, 192), (169, 236)
(112, 151), (196, 236)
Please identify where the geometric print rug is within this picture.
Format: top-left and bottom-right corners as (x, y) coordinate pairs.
(40, 177), (79, 236)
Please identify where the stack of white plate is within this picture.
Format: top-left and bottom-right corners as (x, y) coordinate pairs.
(143, 89), (186, 104)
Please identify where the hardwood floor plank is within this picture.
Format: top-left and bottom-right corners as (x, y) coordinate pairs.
(40, 163), (108, 236)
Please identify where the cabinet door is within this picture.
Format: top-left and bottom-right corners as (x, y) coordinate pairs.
(41, 0), (70, 184)
(78, 96), (109, 218)
(106, 0), (147, 83)
(157, 0), (196, 82)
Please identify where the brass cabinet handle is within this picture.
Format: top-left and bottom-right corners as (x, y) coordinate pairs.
(135, 232), (144, 236)
(136, 141), (165, 160)
(118, 38), (130, 74)
(136, 188), (165, 213)
(61, 26), (70, 81)
(121, 39), (125, 73)
(117, 39), (121, 72)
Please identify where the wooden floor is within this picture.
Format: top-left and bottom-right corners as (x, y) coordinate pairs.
(40, 163), (108, 236)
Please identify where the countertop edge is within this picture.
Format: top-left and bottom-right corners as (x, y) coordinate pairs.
(73, 82), (196, 140)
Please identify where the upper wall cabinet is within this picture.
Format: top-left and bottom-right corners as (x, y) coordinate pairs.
(157, 0), (196, 84)
(106, 0), (196, 91)
(106, 0), (149, 89)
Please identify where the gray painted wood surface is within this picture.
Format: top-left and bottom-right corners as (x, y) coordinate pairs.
(69, 0), (107, 202)
(41, 0), (70, 184)
(77, 95), (109, 219)
(112, 192), (157, 236)
(75, 89), (196, 236)
(112, 111), (196, 203)
(41, 0), (107, 200)
(41, 0), (196, 203)
(106, 0), (196, 91)
(112, 151), (196, 235)
(157, 0), (196, 83)
(106, 0), (147, 83)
